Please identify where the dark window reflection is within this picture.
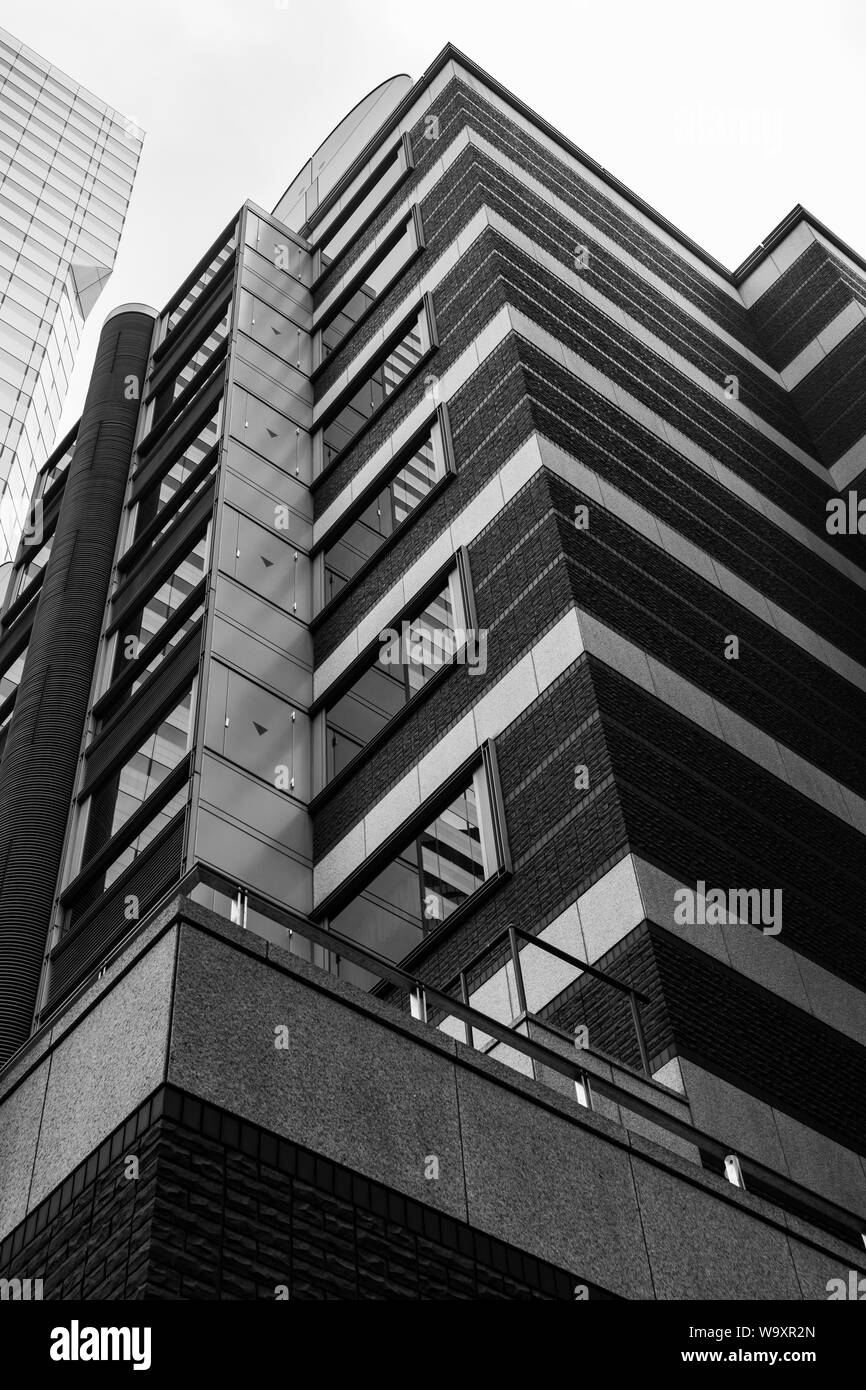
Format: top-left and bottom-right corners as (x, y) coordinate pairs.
(323, 429), (437, 600)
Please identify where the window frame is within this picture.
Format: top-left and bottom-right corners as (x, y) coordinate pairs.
(311, 402), (455, 617)
(316, 740), (511, 966)
(67, 677), (198, 890)
(311, 546), (478, 801)
(312, 204), (425, 372)
(310, 133), (415, 283)
(313, 292), (438, 481)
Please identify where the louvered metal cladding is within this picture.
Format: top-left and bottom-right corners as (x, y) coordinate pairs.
(43, 815), (185, 1016)
(0, 310), (155, 1067)
(80, 630), (200, 798)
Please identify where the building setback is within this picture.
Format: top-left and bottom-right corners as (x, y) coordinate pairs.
(0, 24), (142, 568)
(0, 44), (864, 1300)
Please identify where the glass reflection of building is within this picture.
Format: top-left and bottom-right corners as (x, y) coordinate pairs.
(0, 24), (142, 563)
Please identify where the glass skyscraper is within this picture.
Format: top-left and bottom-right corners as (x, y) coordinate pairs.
(0, 24), (142, 565)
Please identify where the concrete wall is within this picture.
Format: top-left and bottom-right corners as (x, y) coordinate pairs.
(1, 896), (863, 1299)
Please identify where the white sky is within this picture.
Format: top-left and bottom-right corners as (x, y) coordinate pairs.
(4, 0), (865, 436)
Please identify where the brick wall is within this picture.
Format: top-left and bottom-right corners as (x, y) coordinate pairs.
(0, 1087), (606, 1301)
(547, 924), (866, 1161)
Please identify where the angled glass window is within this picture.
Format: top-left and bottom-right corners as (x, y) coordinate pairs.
(166, 232), (235, 335)
(80, 685), (194, 868)
(321, 411), (450, 605)
(66, 779), (189, 930)
(320, 300), (433, 468)
(317, 137), (412, 270)
(318, 210), (422, 363)
(0, 648), (26, 727)
(12, 534), (51, 597)
(328, 760), (501, 989)
(149, 308), (230, 424)
(325, 567), (466, 781)
(106, 531), (209, 714)
(131, 400), (221, 546)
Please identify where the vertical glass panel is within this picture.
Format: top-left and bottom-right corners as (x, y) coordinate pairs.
(151, 309), (230, 423)
(419, 781), (485, 924)
(329, 765), (497, 990)
(319, 142), (405, 266)
(132, 402), (221, 543)
(322, 427), (438, 601)
(324, 571), (461, 779)
(320, 216), (416, 360)
(166, 234), (235, 334)
(82, 687), (193, 864)
(0, 649), (26, 717)
(110, 532), (209, 703)
(321, 305), (427, 467)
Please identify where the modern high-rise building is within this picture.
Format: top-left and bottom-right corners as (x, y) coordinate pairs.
(0, 24), (142, 567)
(0, 44), (864, 1301)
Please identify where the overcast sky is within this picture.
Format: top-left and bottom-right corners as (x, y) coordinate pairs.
(5, 0), (865, 434)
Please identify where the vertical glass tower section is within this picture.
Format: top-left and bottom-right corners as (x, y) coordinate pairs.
(0, 25), (142, 563)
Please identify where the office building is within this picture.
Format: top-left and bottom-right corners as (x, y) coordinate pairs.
(0, 24), (142, 565)
(0, 45), (864, 1300)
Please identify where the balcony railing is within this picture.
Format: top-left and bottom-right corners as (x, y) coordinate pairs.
(22, 858), (866, 1255)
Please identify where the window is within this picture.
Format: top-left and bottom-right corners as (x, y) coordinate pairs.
(12, 535), (51, 597)
(80, 686), (194, 870)
(319, 408), (451, 606)
(0, 648), (26, 726)
(319, 298), (435, 469)
(149, 309), (230, 425)
(316, 136), (413, 272)
(165, 232), (235, 335)
(106, 533), (209, 712)
(327, 754), (504, 990)
(130, 402), (221, 548)
(65, 779), (189, 932)
(317, 209), (423, 364)
(324, 564), (469, 783)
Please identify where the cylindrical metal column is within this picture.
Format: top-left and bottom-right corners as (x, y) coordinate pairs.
(0, 307), (155, 1067)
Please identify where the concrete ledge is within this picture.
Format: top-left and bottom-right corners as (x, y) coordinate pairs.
(1, 894), (863, 1297)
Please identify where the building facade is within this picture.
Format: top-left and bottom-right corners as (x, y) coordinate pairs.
(0, 44), (864, 1300)
(0, 24), (142, 567)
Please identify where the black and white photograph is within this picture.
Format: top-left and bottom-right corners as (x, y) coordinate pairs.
(0, 0), (863, 1358)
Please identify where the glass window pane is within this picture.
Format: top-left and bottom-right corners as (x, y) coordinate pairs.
(320, 216), (416, 360)
(82, 687), (193, 864)
(322, 305), (426, 467)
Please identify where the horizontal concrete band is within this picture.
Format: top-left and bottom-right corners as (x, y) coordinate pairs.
(738, 219), (866, 310)
(830, 435), (866, 492)
(435, 852), (866, 1214)
(313, 599), (866, 906)
(3, 902), (860, 1296)
(316, 122), (779, 385)
(315, 429), (866, 710)
(446, 850), (866, 1061)
(314, 194), (829, 516)
(780, 300), (866, 390)
(315, 292), (863, 595)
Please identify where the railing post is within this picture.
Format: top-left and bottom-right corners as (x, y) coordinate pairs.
(507, 927), (528, 1017)
(628, 988), (651, 1076)
(459, 971), (474, 1048)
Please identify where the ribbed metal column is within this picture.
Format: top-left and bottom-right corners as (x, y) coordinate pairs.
(0, 307), (155, 1067)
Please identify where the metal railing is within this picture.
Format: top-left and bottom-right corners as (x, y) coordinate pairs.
(438, 923), (652, 1075)
(26, 858), (866, 1255)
